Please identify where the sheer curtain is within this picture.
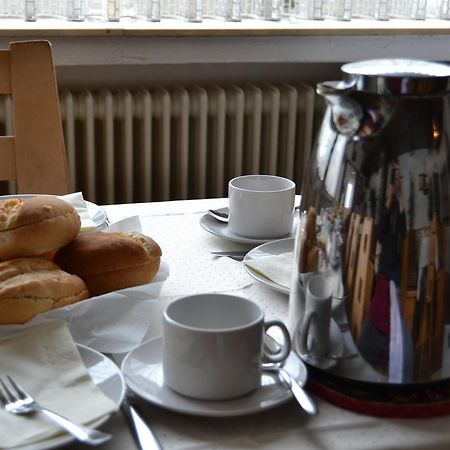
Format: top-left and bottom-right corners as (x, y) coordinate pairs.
(0, 0), (447, 22)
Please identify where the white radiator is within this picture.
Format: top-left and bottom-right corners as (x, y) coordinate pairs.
(1, 82), (316, 205)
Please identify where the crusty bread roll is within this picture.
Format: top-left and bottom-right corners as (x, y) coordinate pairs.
(0, 257), (89, 325)
(54, 231), (162, 297)
(0, 196), (81, 260)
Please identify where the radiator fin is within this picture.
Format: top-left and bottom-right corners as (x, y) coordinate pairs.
(0, 82), (316, 204)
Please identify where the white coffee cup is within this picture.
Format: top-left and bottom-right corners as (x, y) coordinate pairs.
(162, 293), (291, 400)
(228, 175), (296, 239)
(298, 274), (332, 358)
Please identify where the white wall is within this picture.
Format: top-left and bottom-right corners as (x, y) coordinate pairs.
(1, 33), (448, 89)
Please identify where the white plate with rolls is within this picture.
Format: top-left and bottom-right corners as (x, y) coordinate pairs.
(0, 193), (108, 230)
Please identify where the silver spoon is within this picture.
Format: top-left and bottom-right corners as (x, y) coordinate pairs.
(207, 207), (229, 223)
(262, 362), (318, 415)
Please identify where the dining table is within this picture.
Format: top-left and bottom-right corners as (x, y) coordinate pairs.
(64, 196), (450, 450)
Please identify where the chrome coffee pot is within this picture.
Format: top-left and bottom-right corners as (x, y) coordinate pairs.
(288, 59), (450, 390)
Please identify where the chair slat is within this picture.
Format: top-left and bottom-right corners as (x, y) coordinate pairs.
(0, 137), (16, 179)
(0, 51), (11, 94)
(9, 41), (70, 195)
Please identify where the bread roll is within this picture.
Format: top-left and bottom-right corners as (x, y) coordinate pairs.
(54, 231), (162, 297)
(0, 257), (89, 325)
(0, 196), (81, 260)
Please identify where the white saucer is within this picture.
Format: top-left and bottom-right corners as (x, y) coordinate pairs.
(0, 194), (108, 230)
(122, 337), (308, 417)
(294, 319), (344, 371)
(17, 344), (125, 450)
(200, 214), (296, 245)
(243, 237), (295, 295)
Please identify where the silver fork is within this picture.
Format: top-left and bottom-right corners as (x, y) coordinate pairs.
(0, 375), (112, 446)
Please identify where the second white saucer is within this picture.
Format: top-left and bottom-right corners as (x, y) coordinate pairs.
(200, 213), (296, 245)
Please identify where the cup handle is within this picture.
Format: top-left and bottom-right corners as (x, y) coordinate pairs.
(298, 310), (315, 355)
(263, 320), (291, 363)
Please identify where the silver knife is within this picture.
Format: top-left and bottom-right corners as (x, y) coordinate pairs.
(210, 250), (249, 261)
(120, 397), (163, 450)
(104, 353), (163, 450)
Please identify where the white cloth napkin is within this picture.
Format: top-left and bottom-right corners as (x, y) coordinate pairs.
(59, 192), (97, 231)
(244, 252), (293, 290)
(0, 321), (118, 449)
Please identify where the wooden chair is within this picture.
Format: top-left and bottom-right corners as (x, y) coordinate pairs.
(0, 40), (70, 195)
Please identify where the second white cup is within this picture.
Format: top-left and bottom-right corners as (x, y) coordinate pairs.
(162, 293), (291, 401)
(228, 174), (296, 239)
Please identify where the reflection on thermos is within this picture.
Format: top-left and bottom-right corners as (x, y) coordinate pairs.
(289, 59), (450, 387)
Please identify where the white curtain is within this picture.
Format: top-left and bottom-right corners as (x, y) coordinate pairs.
(0, 0), (447, 22)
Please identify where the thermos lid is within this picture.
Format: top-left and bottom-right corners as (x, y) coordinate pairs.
(341, 59), (450, 95)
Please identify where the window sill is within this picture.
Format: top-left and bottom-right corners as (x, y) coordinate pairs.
(0, 17), (449, 37)
(0, 18), (449, 68)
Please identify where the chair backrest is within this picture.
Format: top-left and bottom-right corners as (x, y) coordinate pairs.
(0, 40), (70, 195)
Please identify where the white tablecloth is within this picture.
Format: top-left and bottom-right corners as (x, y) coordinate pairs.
(69, 198), (450, 450)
